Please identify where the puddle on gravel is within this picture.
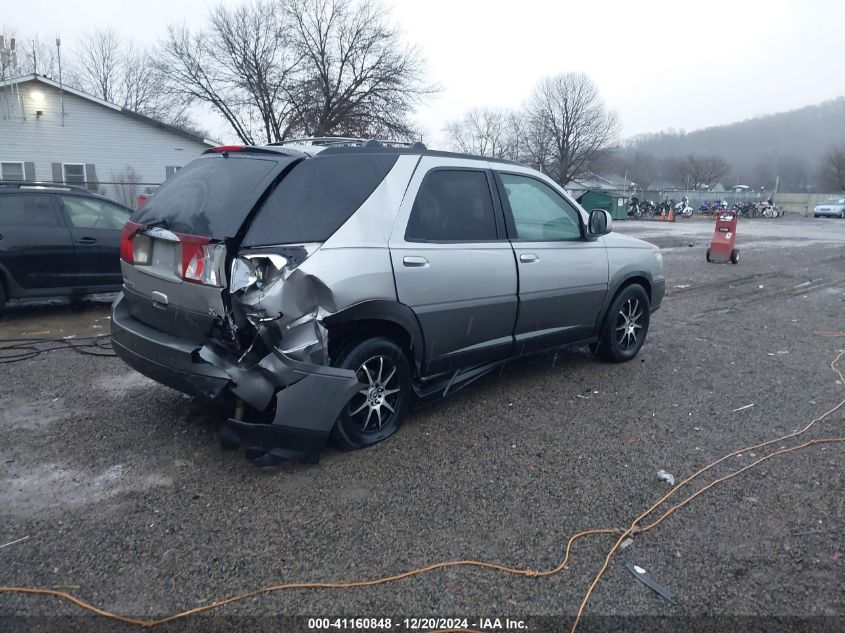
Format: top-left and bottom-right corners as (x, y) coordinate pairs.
(0, 296), (114, 340)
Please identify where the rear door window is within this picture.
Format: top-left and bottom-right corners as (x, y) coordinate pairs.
(132, 155), (286, 238)
(0, 194), (60, 226)
(243, 153), (398, 246)
(404, 169), (498, 242)
(61, 196), (130, 230)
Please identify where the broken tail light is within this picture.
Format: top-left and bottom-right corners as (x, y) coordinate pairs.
(230, 254), (288, 293)
(181, 237), (227, 287)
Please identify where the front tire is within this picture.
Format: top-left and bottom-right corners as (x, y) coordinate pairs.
(731, 249), (740, 264)
(331, 337), (411, 450)
(595, 285), (650, 363)
(0, 279), (6, 317)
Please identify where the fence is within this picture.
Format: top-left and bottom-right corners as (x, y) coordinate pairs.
(623, 190), (837, 216)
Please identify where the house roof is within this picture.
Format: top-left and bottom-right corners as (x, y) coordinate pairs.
(0, 74), (218, 147)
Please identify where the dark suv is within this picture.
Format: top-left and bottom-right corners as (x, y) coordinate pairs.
(112, 138), (664, 465)
(0, 182), (132, 314)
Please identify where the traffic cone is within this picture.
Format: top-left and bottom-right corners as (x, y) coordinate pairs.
(667, 206), (675, 222)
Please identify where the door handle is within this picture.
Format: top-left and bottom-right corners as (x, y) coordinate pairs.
(76, 237), (97, 245)
(402, 256), (429, 267)
(519, 253), (539, 263)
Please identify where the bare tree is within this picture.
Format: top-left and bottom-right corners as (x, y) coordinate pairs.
(666, 154), (730, 190)
(208, 1), (302, 141)
(157, 0), (432, 144)
(73, 29), (122, 102)
(443, 108), (519, 158)
(158, 24), (257, 143)
(112, 165), (141, 208)
(23, 36), (60, 77)
(820, 146), (845, 192)
(70, 28), (198, 133)
(283, 0), (433, 139)
(0, 30), (60, 79)
(684, 155), (730, 190)
(611, 150), (658, 190)
(523, 72), (620, 185)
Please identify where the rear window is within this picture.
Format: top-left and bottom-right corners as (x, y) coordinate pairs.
(131, 155), (284, 238)
(242, 153), (399, 246)
(0, 194), (59, 227)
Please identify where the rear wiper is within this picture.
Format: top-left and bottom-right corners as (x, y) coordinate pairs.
(130, 219), (169, 239)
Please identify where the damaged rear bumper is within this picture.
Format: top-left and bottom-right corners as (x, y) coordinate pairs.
(111, 292), (362, 462)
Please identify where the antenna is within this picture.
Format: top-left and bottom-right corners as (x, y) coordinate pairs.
(0, 34), (24, 120)
(56, 35), (65, 126)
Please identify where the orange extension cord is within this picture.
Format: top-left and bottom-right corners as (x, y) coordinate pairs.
(1, 346), (843, 633)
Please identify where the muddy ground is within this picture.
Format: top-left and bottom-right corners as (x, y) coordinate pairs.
(1, 215), (843, 632)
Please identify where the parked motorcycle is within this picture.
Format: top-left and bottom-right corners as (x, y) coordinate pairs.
(641, 200), (657, 217)
(674, 200), (694, 218)
(627, 202), (642, 218)
(733, 202), (757, 218)
(757, 201), (780, 218)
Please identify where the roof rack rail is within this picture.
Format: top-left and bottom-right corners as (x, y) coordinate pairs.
(0, 180), (89, 193)
(270, 137), (425, 150)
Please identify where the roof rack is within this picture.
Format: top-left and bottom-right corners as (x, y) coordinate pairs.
(270, 137), (426, 150)
(0, 180), (89, 193)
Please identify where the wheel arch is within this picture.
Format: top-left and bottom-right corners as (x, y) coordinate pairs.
(322, 300), (425, 372)
(594, 272), (653, 336)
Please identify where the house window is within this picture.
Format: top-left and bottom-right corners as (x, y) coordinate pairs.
(62, 163), (87, 185)
(1, 162), (25, 181)
(165, 166), (182, 179)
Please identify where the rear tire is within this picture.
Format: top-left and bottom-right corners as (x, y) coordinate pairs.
(595, 285), (650, 363)
(330, 337), (411, 450)
(0, 279), (6, 318)
(840, 210), (845, 219)
(706, 248), (712, 262)
(731, 249), (740, 264)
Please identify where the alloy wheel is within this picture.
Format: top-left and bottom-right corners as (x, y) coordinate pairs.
(347, 355), (401, 433)
(615, 297), (644, 351)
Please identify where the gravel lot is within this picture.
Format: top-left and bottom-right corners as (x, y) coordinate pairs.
(1, 215), (843, 633)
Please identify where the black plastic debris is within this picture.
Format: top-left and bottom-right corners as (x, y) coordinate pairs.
(625, 562), (676, 602)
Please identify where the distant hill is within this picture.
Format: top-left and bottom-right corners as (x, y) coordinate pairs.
(618, 98), (845, 191)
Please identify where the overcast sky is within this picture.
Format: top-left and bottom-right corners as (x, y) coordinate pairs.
(4, 0), (845, 145)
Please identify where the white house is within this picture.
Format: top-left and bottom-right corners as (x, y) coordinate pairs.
(0, 74), (216, 206)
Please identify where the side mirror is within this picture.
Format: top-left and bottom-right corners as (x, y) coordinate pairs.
(588, 209), (612, 236)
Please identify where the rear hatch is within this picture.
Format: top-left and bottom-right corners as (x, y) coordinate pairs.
(120, 149), (401, 344)
(120, 151), (297, 342)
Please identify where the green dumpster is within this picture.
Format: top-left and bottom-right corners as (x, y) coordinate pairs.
(577, 190), (628, 220)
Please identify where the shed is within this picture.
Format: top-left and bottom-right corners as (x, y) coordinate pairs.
(577, 190), (628, 220)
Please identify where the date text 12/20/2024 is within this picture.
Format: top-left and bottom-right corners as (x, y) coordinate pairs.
(307, 618), (527, 630)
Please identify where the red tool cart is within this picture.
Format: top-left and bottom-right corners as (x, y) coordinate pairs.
(706, 210), (740, 264)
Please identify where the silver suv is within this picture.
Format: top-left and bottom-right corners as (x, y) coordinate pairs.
(111, 138), (665, 464)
